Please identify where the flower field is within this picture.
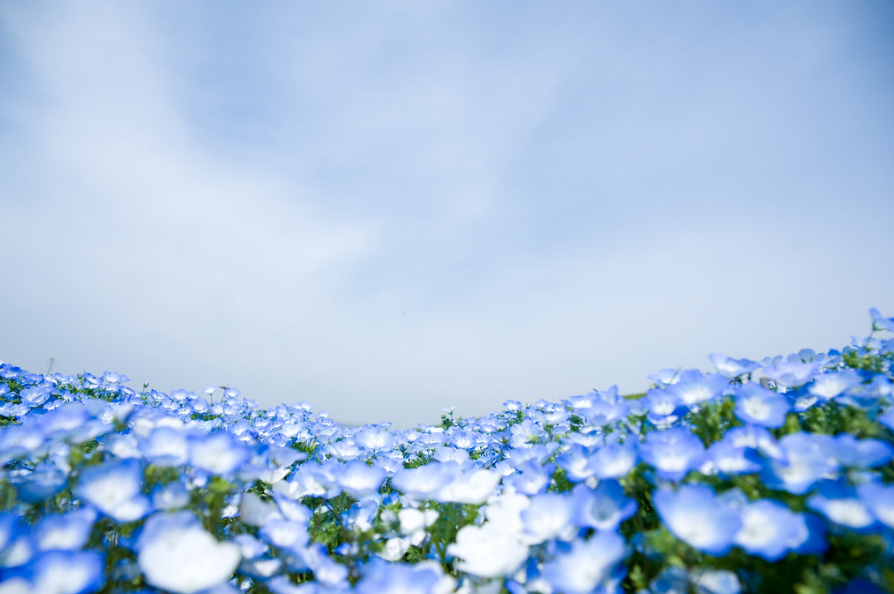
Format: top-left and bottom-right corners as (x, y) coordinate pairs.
(2, 310), (894, 594)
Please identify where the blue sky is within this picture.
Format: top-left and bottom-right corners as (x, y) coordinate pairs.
(2, 1), (893, 427)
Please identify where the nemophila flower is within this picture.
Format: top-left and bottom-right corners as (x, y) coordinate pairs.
(705, 439), (762, 476)
(447, 522), (528, 579)
(259, 518), (310, 552)
(519, 492), (575, 544)
(273, 465), (329, 500)
(18, 550), (104, 594)
(0, 424), (44, 463)
(356, 560), (453, 594)
(354, 426), (394, 452)
(653, 485), (741, 555)
(398, 508), (439, 536)
(733, 383), (791, 428)
(724, 425), (782, 458)
(34, 508), (96, 552)
(649, 368), (681, 387)
(879, 407), (894, 432)
(75, 459), (151, 523)
(760, 432), (838, 495)
(298, 542), (349, 587)
(643, 388), (685, 427)
(33, 403), (92, 439)
(760, 359), (820, 389)
(666, 370), (728, 407)
(808, 481), (876, 532)
(807, 368), (863, 401)
(640, 427), (706, 482)
(870, 307), (894, 332)
(19, 386), (52, 408)
(831, 434), (893, 468)
(139, 426), (188, 467)
(588, 440), (638, 480)
(733, 499), (802, 561)
(437, 467), (501, 505)
(541, 531), (626, 594)
(709, 353), (760, 379)
(857, 483), (894, 529)
(649, 566), (742, 594)
(555, 444), (596, 483)
(573, 480), (637, 531)
(151, 481), (191, 511)
(136, 512), (241, 594)
(503, 460), (552, 496)
(188, 431), (251, 475)
(15, 462), (67, 504)
(325, 439), (362, 461)
(336, 460), (386, 499)
(273, 493), (313, 523)
(509, 419), (542, 448)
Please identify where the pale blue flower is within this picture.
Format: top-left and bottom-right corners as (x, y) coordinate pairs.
(541, 531), (626, 594)
(336, 460), (386, 499)
(136, 512), (241, 594)
(733, 383), (791, 428)
(760, 433), (838, 495)
(520, 492), (575, 544)
(666, 370), (728, 407)
(188, 431), (251, 475)
(857, 482), (894, 529)
(640, 427), (706, 482)
(709, 353), (760, 379)
(588, 440), (639, 480)
(653, 484), (741, 555)
(22, 550), (104, 594)
(760, 359), (820, 389)
(75, 459), (151, 523)
(573, 480), (637, 531)
(808, 481), (877, 532)
(34, 509), (96, 552)
(733, 499), (802, 560)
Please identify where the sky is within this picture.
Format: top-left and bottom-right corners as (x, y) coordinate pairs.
(1, 1), (893, 428)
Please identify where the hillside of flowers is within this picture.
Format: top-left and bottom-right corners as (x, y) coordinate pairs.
(2, 310), (894, 594)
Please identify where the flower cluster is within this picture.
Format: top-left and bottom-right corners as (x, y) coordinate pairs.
(1, 309), (894, 594)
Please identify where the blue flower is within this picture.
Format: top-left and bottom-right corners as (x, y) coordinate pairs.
(760, 433), (837, 495)
(870, 307), (894, 333)
(808, 481), (877, 532)
(709, 353), (760, 379)
(666, 370), (729, 407)
(21, 550), (104, 594)
(640, 427), (706, 482)
(336, 460), (386, 499)
(75, 459), (151, 523)
(188, 431), (251, 475)
(573, 480), (637, 531)
(706, 438), (762, 476)
(831, 434), (893, 468)
(136, 511), (241, 594)
(34, 508), (97, 552)
(733, 383), (791, 428)
(733, 499), (802, 561)
(541, 531), (626, 594)
(588, 440), (639, 480)
(760, 359), (820, 389)
(653, 484), (741, 555)
(857, 482), (894, 529)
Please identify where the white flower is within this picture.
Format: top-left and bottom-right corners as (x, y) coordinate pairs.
(137, 514), (241, 594)
(447, 523), (528, 579)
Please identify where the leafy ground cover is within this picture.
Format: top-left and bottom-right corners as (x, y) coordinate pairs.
(1, 310), (894, 594)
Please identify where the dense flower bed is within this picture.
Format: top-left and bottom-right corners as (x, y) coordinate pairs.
(2, 310), (894, 594)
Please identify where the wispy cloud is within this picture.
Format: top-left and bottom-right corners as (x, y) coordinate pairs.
(2, 1), (893, 426)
